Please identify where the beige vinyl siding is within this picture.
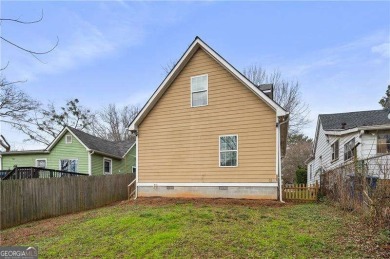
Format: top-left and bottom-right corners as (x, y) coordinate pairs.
(138, 48), (277, 183)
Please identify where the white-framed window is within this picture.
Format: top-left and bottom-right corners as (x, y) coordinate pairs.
(103, 158), (112, 175)
(191, 74), (208, 107)
(59, 159), (78, 172)
(344, 138), (355, 161)
(132, 166), (136, 174)
(377, 132), (390, 153)
(36, 159), (47, 168)
(65, 135), (72, 144)
(331, 140), (339, 161)
(219, 135), (238, 167)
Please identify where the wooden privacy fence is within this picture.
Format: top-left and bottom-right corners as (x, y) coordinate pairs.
(283, 183), (319, 202)
(0, 173), (135, 230)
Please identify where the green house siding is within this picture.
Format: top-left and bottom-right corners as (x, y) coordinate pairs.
(1, 131), (88, 174)
(1, 153), (48, 170)
(1, 130), (136, 176)
(48, 132), (89, 174)
(91, 144), (136, 175)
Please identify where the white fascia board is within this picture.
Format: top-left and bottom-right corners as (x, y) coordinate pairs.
(45, 127), (68, 151)
(122, 142), (136, 158)
(46, 126), (90, 151)
(137, 182), (278, 187)
(324, 128), (359, 136)
(358, 124), (390, 131)
(129, 37), (287, 130)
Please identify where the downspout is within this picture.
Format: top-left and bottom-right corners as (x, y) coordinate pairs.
(135, 133), (139, 200)
(277, 116), (290, 203)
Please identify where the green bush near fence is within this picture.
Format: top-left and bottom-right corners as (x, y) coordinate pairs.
(295, 167), (307, 184)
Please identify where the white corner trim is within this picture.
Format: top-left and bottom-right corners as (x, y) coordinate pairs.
(137, 183), (278, 187)
(88, 151), (92, 175)
(135, 135), (139, 199)
(275, 118), (279, 176)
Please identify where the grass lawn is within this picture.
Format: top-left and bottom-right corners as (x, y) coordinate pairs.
(1, 198), (389, 258)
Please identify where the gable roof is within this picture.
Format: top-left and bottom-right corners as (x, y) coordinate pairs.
(46, 127), (135, 159)
(319, 109), (390, 131)
(129, 37), (287, 130)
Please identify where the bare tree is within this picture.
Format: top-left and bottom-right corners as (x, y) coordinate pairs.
(92, 104), (139, 141)
(0, 78), (41, 147)
(281, 134), (312, 184)
(243, 65), (310, 135)
(14, 99), (95, 145)
(162, 59), (178, 75)
(0, 10), (58, 62)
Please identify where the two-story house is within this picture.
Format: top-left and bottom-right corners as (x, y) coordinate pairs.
(129, 37), (289, 200)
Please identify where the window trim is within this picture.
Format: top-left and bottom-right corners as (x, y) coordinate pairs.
(103, 157), (112, 175)
(65, 135), (72, 144)
(190, 74), (208, 107)
(219, 134), (238, 167)
(35, 158), (47, 168)
(59, 158), (78, 172)
(331, 140), (339, 162)
(344, 138), (356, 162)
(376, 132), (390, 154)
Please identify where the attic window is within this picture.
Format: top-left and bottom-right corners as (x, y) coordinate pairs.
(191, 74), (208, 107)
(65, 135), (72, 144)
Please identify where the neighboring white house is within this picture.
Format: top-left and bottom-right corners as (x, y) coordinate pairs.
(307, 109), (390, 185)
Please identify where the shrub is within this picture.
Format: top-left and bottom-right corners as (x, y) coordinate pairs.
(296, 167), (307, 184)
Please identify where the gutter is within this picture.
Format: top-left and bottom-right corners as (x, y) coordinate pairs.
(277, 115), (290, 203)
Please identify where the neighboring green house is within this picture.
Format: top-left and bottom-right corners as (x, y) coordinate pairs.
(0, 126), (136, 175)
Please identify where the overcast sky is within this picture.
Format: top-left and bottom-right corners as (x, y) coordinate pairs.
(1, 1), (389, 150)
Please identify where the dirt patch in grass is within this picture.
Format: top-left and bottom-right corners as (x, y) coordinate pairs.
(0, 211), (89, 246)
(122, 196), (290, 207)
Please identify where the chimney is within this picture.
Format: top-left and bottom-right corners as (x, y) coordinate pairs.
(258, 84), (274, 100)
(341, 122), (347, 129)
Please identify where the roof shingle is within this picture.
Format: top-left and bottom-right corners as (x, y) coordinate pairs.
(319, 109), (390, 131)
(67, 127), (135, 158)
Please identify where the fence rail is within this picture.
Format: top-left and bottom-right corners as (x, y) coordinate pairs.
(0, 173), (135, 230)
(283, 183), (319, 201)
(1, 167), (87, 180)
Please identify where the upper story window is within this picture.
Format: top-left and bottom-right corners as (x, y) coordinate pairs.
(377, 133), (390, 153)
(331, 140), (339, 161)
(219, 135), (238, 167)
(65, 135), (72, 144)
(344, 138), (355, 161)
(191, 74), (208, 107)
